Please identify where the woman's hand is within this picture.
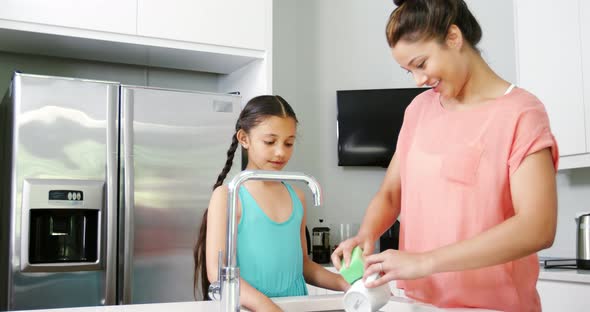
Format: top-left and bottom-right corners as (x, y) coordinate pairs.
(362, 249), (435, 288)
(331, 234), (375, 270)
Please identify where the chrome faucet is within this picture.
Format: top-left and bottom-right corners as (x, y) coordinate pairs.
(208, 170), (322, 312)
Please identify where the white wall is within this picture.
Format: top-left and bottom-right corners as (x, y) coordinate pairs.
(273, 0), (518, 234)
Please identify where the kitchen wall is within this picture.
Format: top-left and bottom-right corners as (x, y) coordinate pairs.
(274, 0), (403, 232)
(274, 0), (586, 258)
(0, 51), (220, 95)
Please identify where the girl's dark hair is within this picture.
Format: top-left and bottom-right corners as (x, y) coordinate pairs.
(386, 0), (482, 49)
(193, 95), (298, 300)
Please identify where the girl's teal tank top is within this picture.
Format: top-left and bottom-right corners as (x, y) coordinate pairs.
(236, 182), (308, 297)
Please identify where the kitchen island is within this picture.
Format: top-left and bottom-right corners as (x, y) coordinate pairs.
(13, 295), (499, 312)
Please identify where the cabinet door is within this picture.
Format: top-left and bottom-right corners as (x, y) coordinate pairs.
(0, 0), (136, 35)
(137, 0), (268, 51)
(514, 0), (586, 156)
(581, 0), (590, 151)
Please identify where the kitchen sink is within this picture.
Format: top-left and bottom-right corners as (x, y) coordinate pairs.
(273, 294), (345, 311)
(271, 294), (501, 312)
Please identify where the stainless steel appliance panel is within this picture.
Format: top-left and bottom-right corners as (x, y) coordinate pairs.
(7, 74), (119, 310)
(120, 86), (241, 304)
(0, 80), (15, 310)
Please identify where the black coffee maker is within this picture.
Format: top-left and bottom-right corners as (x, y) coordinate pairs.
(312, 224), (331, 264)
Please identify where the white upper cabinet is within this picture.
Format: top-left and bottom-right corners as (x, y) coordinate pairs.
(137, 0), (268, 51)
(514, 0), (586, 160)
(581, 0), (590, 157)
(0, 0), (136, 35)
(0, 0), (271, 74)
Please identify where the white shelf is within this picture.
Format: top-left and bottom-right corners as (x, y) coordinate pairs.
(0, 19), (265, 74)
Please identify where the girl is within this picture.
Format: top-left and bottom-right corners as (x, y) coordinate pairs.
(194, 95), (348, 311)
(332, 1), (558, 311)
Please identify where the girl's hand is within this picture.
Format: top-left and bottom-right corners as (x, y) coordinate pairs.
(260, 305), (283, 312)
(331, 234), (375, 270)
(337, 274), (351, 292)
(362, 249), (435, 288)
(255, 300), (283, 312)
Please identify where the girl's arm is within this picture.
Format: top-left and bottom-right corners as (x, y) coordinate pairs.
(364, 148), (557, 286)
(294, 188), (349, 292)
(206, 186), (281, 311)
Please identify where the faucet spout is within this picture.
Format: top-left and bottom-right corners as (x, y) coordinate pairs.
(214, 170), (322, 312)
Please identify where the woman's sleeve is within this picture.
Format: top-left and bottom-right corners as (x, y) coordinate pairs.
(395, 100), (420, 158)
(508, 107), (559, 176)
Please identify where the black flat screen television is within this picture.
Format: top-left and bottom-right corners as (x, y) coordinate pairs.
(336, 87), (428, 167)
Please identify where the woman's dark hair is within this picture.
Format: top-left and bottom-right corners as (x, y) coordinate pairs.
(386, 0), (482, 49)
(193, 95), (298, 300)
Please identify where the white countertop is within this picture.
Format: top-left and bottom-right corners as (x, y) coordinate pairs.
(539, 267), (590, 284)
(13, 295), (499, 312)
(13, 268), (586, 312)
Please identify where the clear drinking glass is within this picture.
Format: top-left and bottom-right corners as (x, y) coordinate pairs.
(330, 223), (360, 252)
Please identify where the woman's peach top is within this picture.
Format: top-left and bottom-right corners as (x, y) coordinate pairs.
(395, 87), (558, 312)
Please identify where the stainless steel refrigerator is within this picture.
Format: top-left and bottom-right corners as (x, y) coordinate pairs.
(0, 73), (241, 310)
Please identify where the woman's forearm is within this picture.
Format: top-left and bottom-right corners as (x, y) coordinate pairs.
(358, 191), (399, 242)
(358, 154), (402, 243)
(428, 211), (555, 274)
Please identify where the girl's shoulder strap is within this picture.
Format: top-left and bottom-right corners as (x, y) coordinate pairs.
(282, 182), (297, 198)
(282, 182), (304, 214)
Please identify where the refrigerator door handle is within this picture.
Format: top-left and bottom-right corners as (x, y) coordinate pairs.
(122, 88), (135, 304)
(105, 85), (119, 305)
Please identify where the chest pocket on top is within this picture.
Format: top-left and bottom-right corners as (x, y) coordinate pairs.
(440, 144), (483, 185)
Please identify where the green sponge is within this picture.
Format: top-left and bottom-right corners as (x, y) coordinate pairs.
(339, 246), (364, 285)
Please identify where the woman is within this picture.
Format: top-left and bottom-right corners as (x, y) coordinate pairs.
(331, 1), (558, 311)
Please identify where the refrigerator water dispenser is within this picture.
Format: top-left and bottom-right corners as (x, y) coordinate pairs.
(20, 179), (104, 272)
(29, 209), (99, 263)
